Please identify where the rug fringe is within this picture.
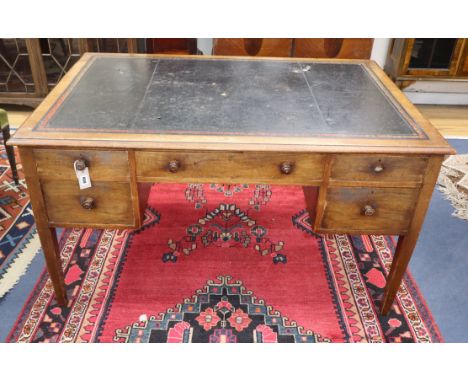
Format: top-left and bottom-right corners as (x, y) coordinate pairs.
(0, 234), (41, 299)
(437, 154), (468, 222)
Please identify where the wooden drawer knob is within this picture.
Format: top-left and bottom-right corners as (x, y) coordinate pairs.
(74, 158), (88, 171)
(168, 160), (180, 173)
(362, 204), (376, 216)
(80, 196), (95, 210)
(280, 161), (293, 175)
(373, 164), (384, 173)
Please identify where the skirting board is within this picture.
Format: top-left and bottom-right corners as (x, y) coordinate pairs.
(404, 80), (468, 105)
(406, 92), (468, 105)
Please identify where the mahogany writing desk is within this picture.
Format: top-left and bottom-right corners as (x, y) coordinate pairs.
(9, 53), (455, 315)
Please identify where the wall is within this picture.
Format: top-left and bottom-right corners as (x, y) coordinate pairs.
(197, 38), (213, 55)
(370, 38), (391, 68)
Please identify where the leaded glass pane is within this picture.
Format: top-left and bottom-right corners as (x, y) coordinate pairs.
(88, 38), (130, 53)
(39, 38), (82, 89)
(0, 38), (35, 93)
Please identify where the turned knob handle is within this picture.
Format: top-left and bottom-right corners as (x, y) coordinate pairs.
(373, 163), (384, 173)
(363, 204), (376, 216)
(80, 196), (95, 210)
(168, 160), (180, 173)
(74, 158), (88, 171)
(280, 161), (293, 175)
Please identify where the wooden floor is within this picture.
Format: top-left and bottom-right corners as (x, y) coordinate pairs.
(1, 104), (468, 138)
(0, 105), (34, 130)
(418, 105), (468, 138)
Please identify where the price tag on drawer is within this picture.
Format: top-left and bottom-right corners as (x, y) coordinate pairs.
(74, 160), (92, 190)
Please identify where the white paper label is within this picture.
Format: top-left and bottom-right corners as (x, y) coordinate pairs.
(74, 161), (92, 190)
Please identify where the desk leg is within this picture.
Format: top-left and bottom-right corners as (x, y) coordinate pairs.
(19, 147), (68, 306)
(36, 225), (68, 306)
(381, 234), (416, 315)
(302, 186), (318, 221)
(381, 156), (443, 315)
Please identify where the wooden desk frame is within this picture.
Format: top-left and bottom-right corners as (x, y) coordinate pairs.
(10, 53), (455, 316)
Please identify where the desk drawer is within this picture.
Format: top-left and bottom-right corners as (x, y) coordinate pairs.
(33, 149), (130, 182)
(318, 186), (420, 234)
(41, 180), (134, 227)
(331, 155), (428, 184)
(136, 151), (324, 185)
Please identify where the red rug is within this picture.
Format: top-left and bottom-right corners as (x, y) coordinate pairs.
(7, 183), (442, 342)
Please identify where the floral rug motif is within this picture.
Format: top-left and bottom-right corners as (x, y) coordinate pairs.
(114, 276), (327, 343)
(7, 183), (442, 343)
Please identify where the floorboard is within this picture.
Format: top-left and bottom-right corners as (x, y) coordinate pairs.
(418, 104), (468, 138)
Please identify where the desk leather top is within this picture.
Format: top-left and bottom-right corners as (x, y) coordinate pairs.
(34, 56), (423, 139)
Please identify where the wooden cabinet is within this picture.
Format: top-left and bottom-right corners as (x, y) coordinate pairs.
(0, 39), (45, 105)
(459, 42), (468, 76)
(0, 38), (201, 106)
(0, 38), (138, 106)
(385, 38), (468, 88)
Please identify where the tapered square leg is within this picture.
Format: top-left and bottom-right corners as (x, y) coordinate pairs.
(381, 156), (444, 315)
(36, 225), (68, 306)
(381, 234), (412, 315)
(19, 147), (68, 306)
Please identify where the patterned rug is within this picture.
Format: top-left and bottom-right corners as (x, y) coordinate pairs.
(0, 147), (38, 300)
(438, 154), (468, 221)
(6, 183), (442, 343)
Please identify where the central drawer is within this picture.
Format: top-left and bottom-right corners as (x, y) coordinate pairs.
(317, 186), (420, 234)
(136, 151), (324, 185)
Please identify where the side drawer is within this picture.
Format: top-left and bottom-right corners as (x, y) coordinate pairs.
(34, 149), (130, 182)
(317, 186), (420, 234)
(41, 180), (135, 227)
(136, 151), (324, 185)
(331, 155), (428, 184)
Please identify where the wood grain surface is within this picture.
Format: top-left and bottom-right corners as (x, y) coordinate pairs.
(319, 186), (420, 234)
(136, 150), (324, 185)
(34, 149), (130, 181)
(330, 154), (428, 184)
(41, 180), (134, 226)
(9, 53), (455, 314)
